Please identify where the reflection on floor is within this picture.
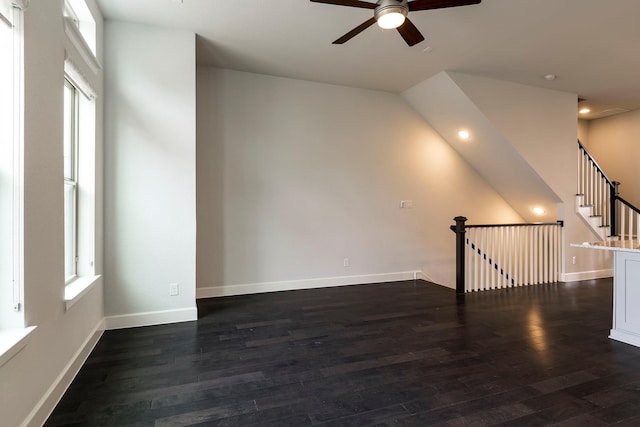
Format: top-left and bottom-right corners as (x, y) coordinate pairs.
(46, 278), (640, 426)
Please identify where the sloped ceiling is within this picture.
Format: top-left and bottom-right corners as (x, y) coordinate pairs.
(403, 71), (563, 223)
(97, 0), (640, 111)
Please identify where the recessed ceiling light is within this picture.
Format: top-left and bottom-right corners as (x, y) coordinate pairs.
(458, 130), (471, 140)
(532, 206), (545, 215)
(579, 108), (591, 114)
(543, 74), (557, 81)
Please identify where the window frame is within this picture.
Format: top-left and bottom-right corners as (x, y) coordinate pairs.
(61, 0), (101, 309)
(0, 0), (25, 331)
(64, 78), (79, 283)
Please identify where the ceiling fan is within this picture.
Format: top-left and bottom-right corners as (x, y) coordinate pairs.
(310, 0), (481, 47)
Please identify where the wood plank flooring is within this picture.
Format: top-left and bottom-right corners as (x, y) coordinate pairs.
(46, 279), (640, 426)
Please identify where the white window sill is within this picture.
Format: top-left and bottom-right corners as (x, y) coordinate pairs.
(65, 274), (101, 310)
(0, 326), (37, 368)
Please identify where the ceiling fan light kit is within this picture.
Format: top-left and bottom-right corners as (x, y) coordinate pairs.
(311, 0), (481, 46)
(375, 0), (408, 29)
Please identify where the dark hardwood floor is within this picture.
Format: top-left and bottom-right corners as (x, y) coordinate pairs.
(46, 278), (640, 426)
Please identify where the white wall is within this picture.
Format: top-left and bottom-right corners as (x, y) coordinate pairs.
(104, 22), (197, 325)
(196, 68), (523, 292)
(447, 72), (611, 278)
(0, 0), (105, 426)
(588, 109), (640, 207)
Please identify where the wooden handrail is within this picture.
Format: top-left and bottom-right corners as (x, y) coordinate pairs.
(464, 221), (563, 229)
(578, 139), (614, 187)
(616, 196), (640, 216)
(451, 217), (562, 294)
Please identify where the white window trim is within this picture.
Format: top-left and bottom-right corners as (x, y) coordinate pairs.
(0, 0), (30, 365)
(64, 275), (100, 310)
(11, 1), (24, 317)
(0, 326), (35, 367)
(62, 76), (97, 302)
(64, 79), (79, 282)
(1, 0), (25, 328)
(63, 61), (98, 309)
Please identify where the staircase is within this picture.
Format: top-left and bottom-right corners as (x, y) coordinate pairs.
(575, 194), (611, 241)
(577, 140), (640, 241)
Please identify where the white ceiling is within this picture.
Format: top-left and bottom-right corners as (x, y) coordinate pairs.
(96, 0), (640, 111)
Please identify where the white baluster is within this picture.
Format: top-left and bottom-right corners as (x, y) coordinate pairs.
(621, 203), (627, 239)
(524, 227), (529, 286)
(477, 228), (482, 291)
(506, 226), (512, 288)
(465, 228), (478, 291)
(516, 226), (520, 287)
(550, 225), (556, 283)
(466, 228), (471, 291)
(531, 227), (540, 285)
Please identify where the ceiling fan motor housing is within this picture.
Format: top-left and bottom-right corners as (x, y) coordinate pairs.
(374, 0), (409, 21)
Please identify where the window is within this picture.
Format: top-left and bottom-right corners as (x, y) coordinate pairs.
(62, 0), (100, 307)
(63, 80), (79, 281)
(63, 74), (96, 287)
(0, 0), (24, 330)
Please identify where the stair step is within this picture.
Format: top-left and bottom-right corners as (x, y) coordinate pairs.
(589, 215), (602, 218)
(576, 193), (585, 196)
(580, 204), (594, 208)
(600, 225), (610, 228)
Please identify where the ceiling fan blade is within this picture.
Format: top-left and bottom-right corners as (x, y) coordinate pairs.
(396, 18), (425, 46)
(333, 17), (377, 44)
(409, 0), (481, 12)
(310, 0), (376, 9)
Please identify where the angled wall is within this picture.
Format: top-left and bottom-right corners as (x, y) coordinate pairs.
(403, 71), (611, 279)
(402, 72), (561, 223)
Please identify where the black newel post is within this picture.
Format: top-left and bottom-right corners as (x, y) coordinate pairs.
(610, 181), (620, 237)
(452, 216), (467, 295)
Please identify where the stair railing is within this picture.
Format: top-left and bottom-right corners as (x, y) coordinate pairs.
(615, 196), (640, 239)
(577, 139), (615, 233)
(578, 140), (640, 238)
(451, 217), (563, 294)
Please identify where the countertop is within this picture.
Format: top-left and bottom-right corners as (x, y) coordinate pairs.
(571, 240), (640, 253)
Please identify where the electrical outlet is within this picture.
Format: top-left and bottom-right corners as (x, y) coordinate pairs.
(400, 200), (414, 208)
(343, 258), (350, 267)
(169, 283), (179, 296)
(572, 256), (576, 265)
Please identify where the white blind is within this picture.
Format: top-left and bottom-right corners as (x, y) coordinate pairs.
(64, 55), (96, 99)
(12, 0), (28, 9)
(0, 0), (11, 27)
(0, 0), (27, 27)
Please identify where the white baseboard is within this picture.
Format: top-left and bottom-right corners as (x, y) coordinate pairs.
(22, 319), (105, 427)
(104, 307), (198, 330)
(196, 270), (425, 299)
(416, 270), (447, 286)
(610, 329), (640, 348)
(559, 269), (613, 282)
